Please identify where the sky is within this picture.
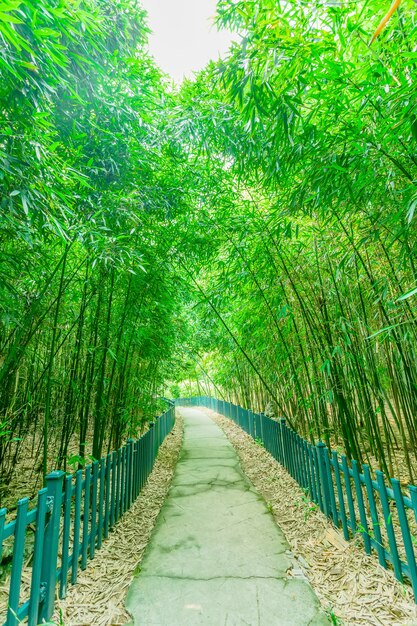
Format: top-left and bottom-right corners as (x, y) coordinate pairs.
(140, 0), (234, 83)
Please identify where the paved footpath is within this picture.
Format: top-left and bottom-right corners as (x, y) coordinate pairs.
(126, 408), (330, 625)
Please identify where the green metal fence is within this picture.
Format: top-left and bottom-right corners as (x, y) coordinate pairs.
(177, 396), (417, 602)
(0, 401), (175, 626)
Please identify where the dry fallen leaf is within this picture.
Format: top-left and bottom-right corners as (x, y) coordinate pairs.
(52, 415), (184, 626)
(211, 410), (417, 626)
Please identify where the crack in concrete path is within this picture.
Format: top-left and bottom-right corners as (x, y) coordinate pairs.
(137, 574), (288, 582)
(126, 407), (330, 626)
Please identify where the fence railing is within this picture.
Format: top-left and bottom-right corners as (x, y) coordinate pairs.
(176, 396), (417, 602)
(0, 401), (176, 626)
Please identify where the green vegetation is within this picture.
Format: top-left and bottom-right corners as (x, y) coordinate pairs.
(175, 0), (417, 482)
(1, 0), (417, 499)
(0, 0), (189, 491)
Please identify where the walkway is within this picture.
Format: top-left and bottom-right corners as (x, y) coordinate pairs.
(126, 408), (329, 625)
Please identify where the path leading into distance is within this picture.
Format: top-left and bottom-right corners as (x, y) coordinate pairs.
(126, 407), (329, 625)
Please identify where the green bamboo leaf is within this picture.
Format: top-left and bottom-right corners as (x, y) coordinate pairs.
(0, 12), (22, 23)
(396, 287), (417, 302)
(407, 198), (417, 224)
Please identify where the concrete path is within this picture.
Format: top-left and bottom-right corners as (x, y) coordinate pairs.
(126, 408), (329, 625)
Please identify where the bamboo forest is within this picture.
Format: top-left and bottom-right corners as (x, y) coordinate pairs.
(2, 0), (417, 625)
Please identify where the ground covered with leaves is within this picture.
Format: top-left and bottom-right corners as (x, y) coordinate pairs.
(52, 414), (183, 626)
(211, 410), (417, 626)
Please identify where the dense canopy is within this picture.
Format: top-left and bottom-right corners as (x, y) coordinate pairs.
(1, 0), (417, 502)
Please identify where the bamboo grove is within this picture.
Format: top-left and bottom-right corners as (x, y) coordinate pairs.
(173, 0), (417, 482)
(2, 0), (417, 502)
(0, 0), (195, 500)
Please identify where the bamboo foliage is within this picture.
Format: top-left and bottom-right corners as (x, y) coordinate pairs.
(171, 0), (417, 481)
(3, 0), (417, 500)
(0, 0), (191, 499)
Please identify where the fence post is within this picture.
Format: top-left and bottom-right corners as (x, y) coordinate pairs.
(248, 410), (253, 438)
(280, 418), (287, 468)
(259, 412), (265, 443)
(38, 470), (65, 623)
(316, 442), (331, 518)
(127, 439), (134, 508)
(149, 422), (155, 475)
